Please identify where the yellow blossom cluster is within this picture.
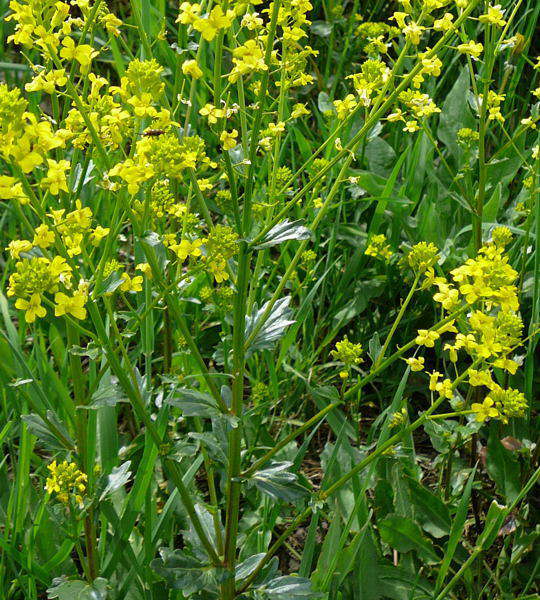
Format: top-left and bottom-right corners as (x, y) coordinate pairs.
(45, 460), (87, 506)
(404, 230), (526, 424)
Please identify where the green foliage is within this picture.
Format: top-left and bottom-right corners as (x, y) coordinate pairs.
(0, 0), (538, 599)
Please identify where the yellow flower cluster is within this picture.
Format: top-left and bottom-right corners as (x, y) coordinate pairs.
(405, 230), (526, 423)
(331, 336), (364, 379)
(45, 460), (87, 506)
(365, 234), (393, 261)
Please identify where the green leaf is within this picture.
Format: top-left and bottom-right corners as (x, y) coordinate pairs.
(318, 92), (334, 114)
(378, 514), (438, 562)
(245, 297), (295, 354)
(235, 553), (266, 582)
(68, 342), (102, 360)
(83, 375), (124, 409)
(477, 500), (507, 550)
(435, 466), (476, 590)
(93, 271), (124, 297)
(378, 565), (434, 600)
(486, 427), (521, 503)
(364, 136), (397, 177)
(166, 387), (221, 418)
(407, 478), (451, 538)
(99, 462), (132, 501)
(251, 461), (309, 503)
(483, 183), (502, 223)
(254, 219), (311, 249)
(310, 20), (333, 37)
(255, 575), (322, 599)
(21, 412), (74, 452)
(150, 548), (215, 594)
(437, 67), (475, 158)
(47, 577), (108, 600)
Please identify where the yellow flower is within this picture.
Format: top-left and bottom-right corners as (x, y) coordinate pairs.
(492, 357), (519, 374)
(402, 22), (425, 45)
(0, 176), (28, 203)
(120, 274), (143, 293)
(54, 291), (87, 320)
(199, 103), (225, 124)
(193, 6), (234, 41)
(25, 69), (67, 94)
(90, 225), (110, 246)
(333, 94), (357, 120)
(59, 37), (98, 68)
(433, 12), (453, 31)
(45, 460), (87, 506)
(170, 238), (203, 261)
(6, 240), (32, 259)
(416, 329), (439, 347)
(479, 4), (506, 27)
(403, 120), (420, 133)
(457, 41), (483, 60)
(435, 378), (453, 399)
(41, 159), (70, 195)
(182, 59), (203, 79)
(15, 293), (46, 322)
(291, 103), (310, 119)
(33, 224), (55, 248)
(428, 371), (441, 391)
(136, 262), (152, 277)
(405, 356), (425, 371)
(471, 398), (499, 422)
(102, 13), (123, 36)
(229, 39), (267, 82)
(469, 369), (495, 388)
(220, 129), (238, 150)
(177, 2), (202, 24)
(433, 283), (459, 310)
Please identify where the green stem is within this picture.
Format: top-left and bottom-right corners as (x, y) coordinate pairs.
(241, 401), (342, 478)
(239, 363), (477, 592)
(434, 467), (540, 600)
(345, 305), (468, 400)
(221, 3), (283, 597)
(374, 273), (420, 369)
(66, 321), (98, 581)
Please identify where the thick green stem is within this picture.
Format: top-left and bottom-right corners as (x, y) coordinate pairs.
(221, 4), (283, 597)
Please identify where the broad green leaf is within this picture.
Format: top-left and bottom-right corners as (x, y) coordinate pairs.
(486, 428), (520, 503)
(254, 219), (311, 249)
(150, 548), (216, 593)
(235, 553), (266, 581)
(21, 412), (74, 452)
(379, 514), (438, 562)
(84, 375), (124, 409)
(166, 387), (221, 418)
(318, 91), (334, 114)
(245, 297), (295, 354)
(255, 575), (323, 599)
(435, 466), (476, 590)
(251, 461), (309, 503)
(437, 67), (474, 158)
(99, 461), (132, 501)
(310, 20), (333, 37)
(477, 500), (507, 550)
(47, 577), (108, 600)
(407, 478), (451, 538)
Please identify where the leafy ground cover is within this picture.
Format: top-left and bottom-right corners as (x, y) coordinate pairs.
(0, 0), (539, 598)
